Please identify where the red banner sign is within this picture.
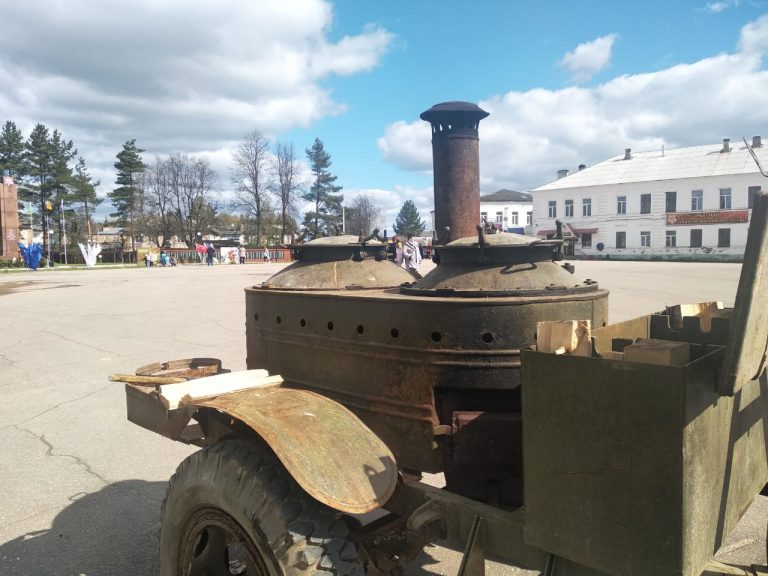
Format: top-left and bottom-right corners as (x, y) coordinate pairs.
(666, 210), (749, 226)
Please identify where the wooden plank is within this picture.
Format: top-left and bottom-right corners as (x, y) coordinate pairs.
(624, 338), (690, 366)
(666, 301), (725, 332)
(109, 374), (187, 386)
(158, 369), (280, 409)
(536, 320), (592, 357)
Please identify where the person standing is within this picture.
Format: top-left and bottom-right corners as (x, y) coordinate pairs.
(206, 243), (216, 267)
(403, 234), (422, 278)
(238, 245), (246, 265)
(392, 235), (404, 266)
(263, 247), (271, 263)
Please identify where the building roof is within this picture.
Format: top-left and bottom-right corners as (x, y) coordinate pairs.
(480, 189), (533, 202)
(96, 227), (123, 235)
(534, 139), (768, 192)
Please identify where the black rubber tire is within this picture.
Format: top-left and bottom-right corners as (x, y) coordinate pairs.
(159, 439), (364, 576)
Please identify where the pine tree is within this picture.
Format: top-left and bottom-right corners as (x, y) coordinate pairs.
(108, 140), (146, 257)
(48, 130), (78, 256)
(71, 157), (102, 240)
(393, 200), (426, 237)
(23, 124), (55, 253)
(19, 124), (77, 257)
(0, 121), (25, 180)
(302, 138), (343, 239)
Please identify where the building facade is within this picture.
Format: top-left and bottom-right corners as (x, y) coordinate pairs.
(0, 177), (20, 259)
(532, 138), (768, 260)
(480, 189), (533, 234)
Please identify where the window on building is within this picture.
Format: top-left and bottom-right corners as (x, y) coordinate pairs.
(511, 211), (519, 225)
(718, 228), (731, 247)
(748, 186), (761, 209)
(616, 231), (626, 249)
(581, 233), (592, 248)
(495, 211), (503, 223)
(640, 231), (651, 247)
(526, 212), (532, 225)
(548, 201), (557, 218)
(691, 190), (703, 211)
(565, 199), (573, 217)
(665, 191), (677, 213)
(719, 188), (732, 210)
(640, 193), (652, 214)
(617, 196), (627, 214)
(481, 211), (488, 223)
(690, 229), (702, 248)
(583, 198), (592, 217)
(665, 230), (676, 247)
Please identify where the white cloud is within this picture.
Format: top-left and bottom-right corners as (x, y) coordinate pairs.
(705, 1), (739, 14)
(559, 33), (618, 83)
(379, 16), (768, 196)
(0, 0), (393, 206)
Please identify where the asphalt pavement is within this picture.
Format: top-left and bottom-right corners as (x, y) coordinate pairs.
(0, 259), (765, 575)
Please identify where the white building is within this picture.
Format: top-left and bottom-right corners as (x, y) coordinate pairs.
(532, 138), (768, 260)
(480, 189), (533, 234)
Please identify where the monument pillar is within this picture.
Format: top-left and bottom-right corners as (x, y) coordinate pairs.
(0, 176), (21, 259)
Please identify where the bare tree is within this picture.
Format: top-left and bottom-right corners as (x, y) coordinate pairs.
(161, 153), (220, 248)
(231, 130), (272, 245)
(271, 141), (302, 242)
(139, 157), (176, 247)
(346, 193), (381, 237)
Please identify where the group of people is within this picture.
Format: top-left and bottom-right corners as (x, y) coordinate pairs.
(204, 244), (272, 266)
(144, 250), (176, 267)
(388, 233), (423, 278)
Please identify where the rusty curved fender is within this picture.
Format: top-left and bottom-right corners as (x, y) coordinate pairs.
(194, 386), (398, 514)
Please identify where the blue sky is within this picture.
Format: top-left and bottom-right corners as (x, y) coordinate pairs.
(2, 0), (768, 230)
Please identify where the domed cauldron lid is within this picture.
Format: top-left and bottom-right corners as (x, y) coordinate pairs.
(401, 229), (602, 297)
(262, 231), (414, 290)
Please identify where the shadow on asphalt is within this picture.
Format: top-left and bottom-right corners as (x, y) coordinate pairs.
(0, 479), (447, 576)
(0, 480), (165, 576)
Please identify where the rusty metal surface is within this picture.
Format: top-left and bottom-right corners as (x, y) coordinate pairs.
(194, 386), (398, 514)
(246, 286), (608, 475)
(385, 479), (548, 570)
(405, 231), (605, 297)
(124, 383), (195, 440)
(421, 101), (489, 244)
(263, 235), (413, 290)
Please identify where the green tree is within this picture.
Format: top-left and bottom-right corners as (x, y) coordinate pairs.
(70, 157), (102, 240)
(0, 121), (25, 179)
(393, 200), (426, 237)
(302, 138), (343, 239)
(108, 139), (146, 258)
(18, 124), (77, 258)
(48, 130), (78, 256)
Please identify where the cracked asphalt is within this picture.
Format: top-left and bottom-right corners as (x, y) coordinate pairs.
(0, 260), (765, 576)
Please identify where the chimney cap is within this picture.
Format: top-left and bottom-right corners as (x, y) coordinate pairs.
(420, 101), (489, 124)
(557, 169), (569, 179)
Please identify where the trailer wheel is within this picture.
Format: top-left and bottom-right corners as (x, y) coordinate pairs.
(160, 439), (364, 576)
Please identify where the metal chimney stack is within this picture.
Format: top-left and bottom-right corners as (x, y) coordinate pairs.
(420, 101), (489, 244)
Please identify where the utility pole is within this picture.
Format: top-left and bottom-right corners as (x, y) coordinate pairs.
(60, 198), (68, 264)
